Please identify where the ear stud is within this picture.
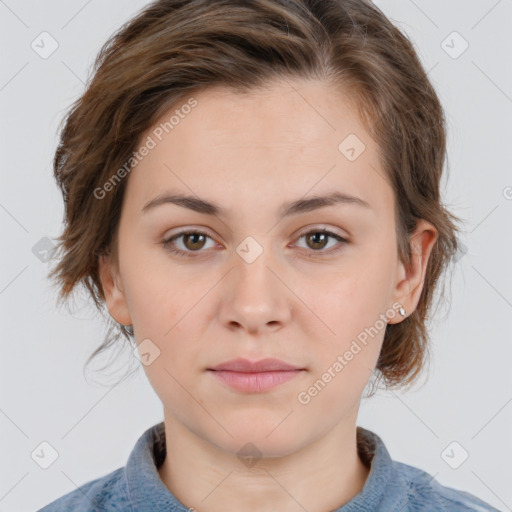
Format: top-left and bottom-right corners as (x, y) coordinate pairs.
(399, 306), (406, 317)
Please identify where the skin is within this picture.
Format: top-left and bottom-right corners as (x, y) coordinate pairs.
(99, 78), (437, 512)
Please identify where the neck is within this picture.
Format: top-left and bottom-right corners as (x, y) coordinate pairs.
(158, 413), (371, 512)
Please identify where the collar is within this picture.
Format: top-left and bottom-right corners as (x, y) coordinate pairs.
(124, 421), (397, 511)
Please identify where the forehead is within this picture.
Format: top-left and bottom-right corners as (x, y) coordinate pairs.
(123, 79), (391, 216)
(177, 79), (367, 150)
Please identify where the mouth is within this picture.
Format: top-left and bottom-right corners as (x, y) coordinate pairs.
(207, 358), (306, 393)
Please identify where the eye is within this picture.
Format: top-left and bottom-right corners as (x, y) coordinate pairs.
(294, 228), (348, 254)
(162, 230), (216, 258)
(162, 227), (348, 259)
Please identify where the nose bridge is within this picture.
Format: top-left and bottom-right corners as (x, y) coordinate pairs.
(233, 233), (280, 298)
(219, 233), (291, 332)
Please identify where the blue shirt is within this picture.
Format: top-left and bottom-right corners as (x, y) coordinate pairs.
(38, 421), (501, 511)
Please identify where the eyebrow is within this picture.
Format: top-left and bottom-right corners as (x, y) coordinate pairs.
(141, 190), (371, 218)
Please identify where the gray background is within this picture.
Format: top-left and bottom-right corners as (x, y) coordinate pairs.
(1, 1), (511, 510)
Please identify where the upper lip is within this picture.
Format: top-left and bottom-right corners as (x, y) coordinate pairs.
(208, 358), (304, 372)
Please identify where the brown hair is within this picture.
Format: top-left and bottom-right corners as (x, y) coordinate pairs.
(48, 0), (460, 390)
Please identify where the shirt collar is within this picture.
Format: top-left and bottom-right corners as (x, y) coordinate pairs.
(125, 421), (187, 511)
(124, 422), (398, 511)
(335, 426), (397, 510)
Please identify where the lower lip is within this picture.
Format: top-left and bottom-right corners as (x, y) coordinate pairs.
(208, 370), (303, 393)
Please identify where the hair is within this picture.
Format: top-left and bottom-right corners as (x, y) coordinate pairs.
(48, 0), (460, 391)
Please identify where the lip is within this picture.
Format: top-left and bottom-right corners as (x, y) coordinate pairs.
(208, 358), (303, 372)
(207, 358), (306, 393)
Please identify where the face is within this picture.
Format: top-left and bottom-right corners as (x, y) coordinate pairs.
(100, 78), (434, 457)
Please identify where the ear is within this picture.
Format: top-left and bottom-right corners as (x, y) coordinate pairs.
(388, 219), (438, 324)
(98, 254), (132, 326)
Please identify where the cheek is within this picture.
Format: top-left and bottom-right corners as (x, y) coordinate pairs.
(295, 273), (387, 416)
(120, 245), (204, 336)
(127, 281), (210, 364)
(294, 250), (396, 388)
(132, 308), (208, 427)
(299, 260), (394, 343)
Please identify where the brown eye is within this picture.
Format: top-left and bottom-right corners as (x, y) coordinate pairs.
(305, 232), (330, 250)
(295, 229), (348, 254)
(182, 233), (207, 251)
(162, 230), (216, 258)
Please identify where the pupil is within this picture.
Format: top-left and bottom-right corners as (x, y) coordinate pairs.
(308, 232), (327, 249)
(186, 233), (205, 250)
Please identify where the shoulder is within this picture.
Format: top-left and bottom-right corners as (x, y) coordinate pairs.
(392, 460), (500, 511)
(354, 427), (500, 512)
(37, 467), (130, 511)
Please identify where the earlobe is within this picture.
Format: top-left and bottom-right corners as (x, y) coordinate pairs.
(98, 254), (132, 326)
(389, 220), (438, 323)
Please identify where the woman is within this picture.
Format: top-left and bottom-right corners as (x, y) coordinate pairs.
(40, 0), (499, 510)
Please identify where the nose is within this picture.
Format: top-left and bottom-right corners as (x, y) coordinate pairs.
(218, 241), (293, 335)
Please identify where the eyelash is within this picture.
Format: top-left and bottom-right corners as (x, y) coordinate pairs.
(162, 228), (348, 259)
